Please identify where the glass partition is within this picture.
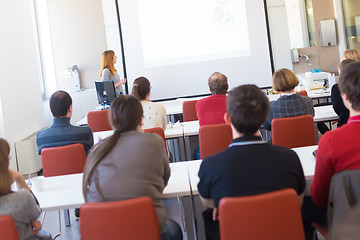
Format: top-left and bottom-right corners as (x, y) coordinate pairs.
(342, 0), (360, 50)
(305, 0), (317, 47)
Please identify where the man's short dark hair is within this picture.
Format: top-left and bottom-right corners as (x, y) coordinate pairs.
(208, 72), (228, 95)
(227, 85), (269, 136)
(339, 61), (360, 112)
(50, 91), (72, 118)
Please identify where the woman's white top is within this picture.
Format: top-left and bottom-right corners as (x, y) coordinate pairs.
(141, 100), (167, 131)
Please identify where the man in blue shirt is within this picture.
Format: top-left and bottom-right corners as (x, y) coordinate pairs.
(37, 90), (93, 154)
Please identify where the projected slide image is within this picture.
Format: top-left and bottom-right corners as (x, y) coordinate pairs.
(136, 0), (251, 67)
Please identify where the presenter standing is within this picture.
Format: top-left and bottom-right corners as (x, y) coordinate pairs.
(100, 50), (126, 95)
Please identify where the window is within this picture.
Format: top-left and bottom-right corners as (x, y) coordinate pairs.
(31, 0), (57, 99)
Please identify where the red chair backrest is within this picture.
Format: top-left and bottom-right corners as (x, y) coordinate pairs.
(80, 197), (161, 240)
(298, 90), (308, 96)
(199, 123), (232, 159)
(41, 143), (86, 177)
(87, 109), (112, 132)
(0, 216), (20, 240)
(219, 189), (305, 240)
(144, 127), (168, 157)
(183, 100), (199, 122)
(271, 114), (317, 148)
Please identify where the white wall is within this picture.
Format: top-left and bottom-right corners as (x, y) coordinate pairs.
(267, 0), (293, 70)
(0, 1), (45, 169)
(101, 0), (125, 79)
(285, 0), (309, 48)
(47, 0), (107, 90)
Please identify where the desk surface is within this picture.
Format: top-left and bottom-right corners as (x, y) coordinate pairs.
(180, 105), (338, 139)
(161, 89), (331, 116)
(93, 126), (184, 144)
(78, 89), (332, 126)
(32, 145), (317, 211)
(32, 161), (191, 211)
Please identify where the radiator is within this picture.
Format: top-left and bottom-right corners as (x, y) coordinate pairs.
(14, 128), (44, 175)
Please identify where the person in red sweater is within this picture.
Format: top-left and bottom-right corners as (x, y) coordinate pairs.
(302, 61), (360, 239)
(196, 72), (228, 126)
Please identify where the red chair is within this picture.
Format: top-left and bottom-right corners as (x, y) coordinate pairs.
(183, 100), (199, 122)
(41, 143), (87, 228)
(144, 127), (168, 157)
(298, 90), (308, 96)
(41, 143), (86, 177)
(0, 216), (19, 240)
(271, 114), (317, 148)
(219, 189), (305, 240)
(87, 109), (112, 132)
(80, 197), (161, 240)
(199, 123), (232, 159)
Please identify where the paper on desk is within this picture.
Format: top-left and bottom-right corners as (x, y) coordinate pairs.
(319, 108), (335, 114)
(167, 120), (182, 129)
(311, 89), (324, 94)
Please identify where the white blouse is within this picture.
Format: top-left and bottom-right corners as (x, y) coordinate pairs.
(141, 100), (167, 131)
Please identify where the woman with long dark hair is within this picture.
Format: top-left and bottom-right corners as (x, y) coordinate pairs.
(0, 138), (52, 240)
(131, 77), (167, 130)
(83, 95), (182, 240)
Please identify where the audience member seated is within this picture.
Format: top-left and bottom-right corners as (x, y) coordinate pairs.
(100, 50), (126, 95)
(131, 77), (167, 131)
(342, 49), (360, 61)
(0, 138), (52, 240)
(263, 68), (314, 131)
(331, 59), (356, 127)
(196, 72), (228, 126)
(197, 85), (305, 240)
(82, 95), (182, 240)
(36, 91), (94, 155)
(302, 61), (360, 239)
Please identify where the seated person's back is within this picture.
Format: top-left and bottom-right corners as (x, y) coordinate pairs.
(331, 59), (355, 127)
(196, 72), (228, 126)
(36, 91), (93, 154)
(302, 60), (360, 240)
(198, 85), (305, 240)
(131, 77), (167, 130)
(263, 68), (314, 131)
(0, 138), (52, 240)
(83, 95), (182, 240)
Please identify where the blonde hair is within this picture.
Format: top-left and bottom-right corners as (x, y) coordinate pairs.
(272, 68), (299, 92)
(0, 138), (12, 196)
(100, 50), (117, 77)
(343, 49), (360, 61)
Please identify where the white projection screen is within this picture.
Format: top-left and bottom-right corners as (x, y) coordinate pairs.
(117, 0), (273, 100)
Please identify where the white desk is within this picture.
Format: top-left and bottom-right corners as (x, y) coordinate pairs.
(314, 105), (338, 122)
(292, 145), (317, 177)
(158, 96), (206, 116)
(32, 162), (191, 211)
(93, 126), (184, 144)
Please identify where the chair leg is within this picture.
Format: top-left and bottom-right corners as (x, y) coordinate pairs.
(63, 209), (71, 227)
(177, 196), (186, 233)
(41, 211), (46, 225)
(52, 210), (62, 239)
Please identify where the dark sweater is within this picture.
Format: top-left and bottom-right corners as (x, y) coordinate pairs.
(36, 117), (93, 154)
(331, 84), (349, 127)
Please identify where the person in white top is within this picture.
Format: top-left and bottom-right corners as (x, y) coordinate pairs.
(131, 77), (167, 131)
